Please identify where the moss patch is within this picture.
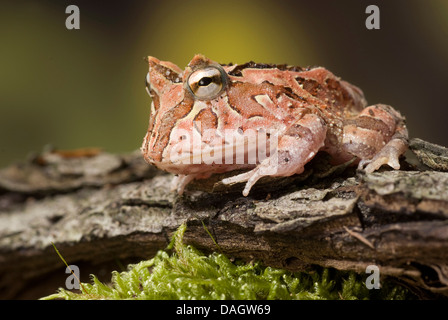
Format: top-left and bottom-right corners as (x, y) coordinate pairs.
(42, 224), (412, 300)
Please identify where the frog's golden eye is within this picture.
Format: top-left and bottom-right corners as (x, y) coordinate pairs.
(187, 66), (227, 100)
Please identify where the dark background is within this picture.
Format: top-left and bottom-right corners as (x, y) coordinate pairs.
(1, 0), (447, 168)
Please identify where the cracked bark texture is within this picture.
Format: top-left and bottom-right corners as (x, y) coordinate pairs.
(1, 138), (447, 299)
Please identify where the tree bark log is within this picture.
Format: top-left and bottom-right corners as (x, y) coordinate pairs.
(1, 139), (447, 299)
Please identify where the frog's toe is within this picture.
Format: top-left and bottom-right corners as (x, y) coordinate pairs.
(222, 168), (264, 196)
(359, 153), (400, 173)
(172, 174), (196, 194)
(221, 171), (253, 185)
(170, 175), (181, 192)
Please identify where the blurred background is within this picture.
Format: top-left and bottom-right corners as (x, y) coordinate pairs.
(1, 0), (447, 168)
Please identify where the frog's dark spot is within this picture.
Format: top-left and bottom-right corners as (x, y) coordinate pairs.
(286, 123), (313, 141)
(262, 80), (275, 87)
(227, 61), (309, 77)
(295, 77), (322, 97)
(283, 86), (305, 101)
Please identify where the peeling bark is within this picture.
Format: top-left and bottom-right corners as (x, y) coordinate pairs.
(1, 139), (448, 299)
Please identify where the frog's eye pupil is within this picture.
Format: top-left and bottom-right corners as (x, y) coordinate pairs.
(198, 77), (212, 86)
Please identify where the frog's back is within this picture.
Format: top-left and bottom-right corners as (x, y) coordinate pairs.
(223, 61), (367, 117)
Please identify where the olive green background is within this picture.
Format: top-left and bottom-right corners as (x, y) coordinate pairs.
(1, 0), (447, 168)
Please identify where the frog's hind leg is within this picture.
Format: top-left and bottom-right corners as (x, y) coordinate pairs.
(342, 104), (408, 173)
(222, 113), (327, 196)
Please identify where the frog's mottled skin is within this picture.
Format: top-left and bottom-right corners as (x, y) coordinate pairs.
(141, 54), (408, 196)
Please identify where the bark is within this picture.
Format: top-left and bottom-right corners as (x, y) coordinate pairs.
(1, 139), (447, 299)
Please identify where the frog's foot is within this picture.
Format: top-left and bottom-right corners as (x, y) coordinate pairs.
(222, 156), (290, 196)
(358, 138), (407, 173)
(222, 113), (327, 196)
(343, 104), (408, 173)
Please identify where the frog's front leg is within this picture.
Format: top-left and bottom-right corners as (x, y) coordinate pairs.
(171, 174), (196, 194)
(342, 104), (408, 173)
(222, 113), (327, 196)
(172, 172), (214, 194)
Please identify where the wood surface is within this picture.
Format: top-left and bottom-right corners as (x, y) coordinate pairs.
(1, 138), (447, 299)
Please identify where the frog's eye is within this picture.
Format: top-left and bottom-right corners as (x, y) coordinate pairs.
(187, 66), (227, 100)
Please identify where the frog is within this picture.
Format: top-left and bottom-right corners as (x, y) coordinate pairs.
(141, 54), (408, 196)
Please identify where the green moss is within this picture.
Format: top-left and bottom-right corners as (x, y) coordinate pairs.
(42, 224), (412, 300)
